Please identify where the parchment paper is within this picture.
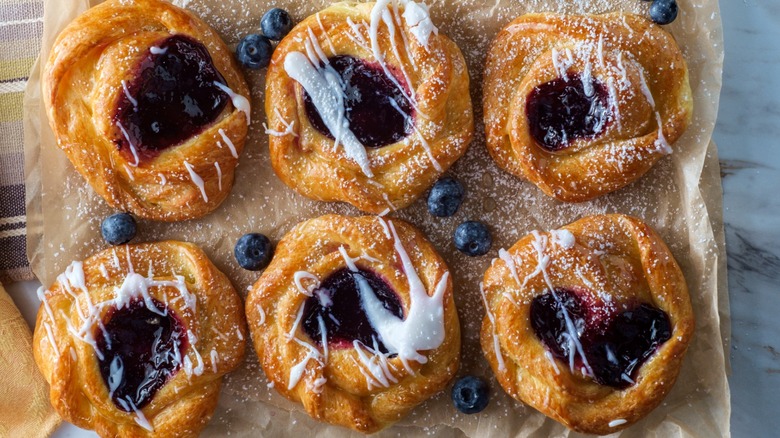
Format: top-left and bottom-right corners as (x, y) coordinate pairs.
(23, 0), (729, 436)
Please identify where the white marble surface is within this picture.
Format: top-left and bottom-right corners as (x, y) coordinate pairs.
(715, 0), (780, 436)
(7, 1), (780, 436)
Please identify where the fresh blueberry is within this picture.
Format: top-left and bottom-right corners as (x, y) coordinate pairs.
(454, 221), (491, 256)
(427, 177), (465, 217)
(235, 34), (273, 69)
(650, 0), (678, 25)
(261, 8), (294, 41)
(101, 213), (137, 245)
(235, 233), (273, 271)
(451, 376), (489, 414)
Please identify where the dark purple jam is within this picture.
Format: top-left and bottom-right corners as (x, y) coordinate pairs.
(526, 74), (610, 152)
(302, 268), (404, 353)
(530, 289), (671, 389)
(113, 34), (229, 163)
(96, 299), (188, 411)
(303, 55), (414, 148)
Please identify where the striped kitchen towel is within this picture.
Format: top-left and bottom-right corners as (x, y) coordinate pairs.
(0, 0), (43, 283)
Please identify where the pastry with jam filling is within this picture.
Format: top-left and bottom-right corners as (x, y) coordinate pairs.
(246, 214), (460, 433)
(264, 1), (473, 214)
(43, 0), (250, 221)
(480, 214), (694, 434)
(484, 13), (692, 202)
(33, 241), (247, 437)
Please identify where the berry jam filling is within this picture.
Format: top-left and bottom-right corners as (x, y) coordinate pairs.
(113, 34), (229, 163)
(96, 299), (188, 411)
(526, 74), (611, 152)
(303, 55), (414, 148)
(530, 289), (671, 389)
(302, 268), (404, 353)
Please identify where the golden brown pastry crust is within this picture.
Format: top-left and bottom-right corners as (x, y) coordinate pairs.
(265, 2), (473, 214)
(246, 214), (460, 433)
(484, 13), (693, 202)
(43, 0), (250, 221)
(480, 215), (694, 435)
(33, 241), (247, 437)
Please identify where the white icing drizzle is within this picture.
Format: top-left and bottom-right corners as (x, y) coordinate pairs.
(381, 193), (396, 211)
(351, 219), (448, 374)
(183, 161), (208, 202)
(524, 231), (594, 377)
(552, 47), (575, 80)
(317, 314), (329, 363)
(378, 217), (392, 239)
(118, 397), (153, 432)
(368, 0), (428, 116)
(210, 326), (229, 342)
(255, 304), (266, 325)
(264, 108), (298, 137)
(597, 34), (605, 69)
(479, 281), (505, 372)
(214, 162), (222, 191)
(400, 1), (437, 49)
(218, 129), (239, 159)
(498, 248), (521, 286)
(359, 252), (381, 264)
(391, 3), (418, 70)
(283, 31), (374, 177)
(213, 81), (251, 125)
(210, 349), (219, 374)
(316, 12), (336, 53)
(115, 121), (140, 166)
(42, 321), (60, 357)
(121, 80), (138, 108)
(287, 337), (325, 390)
(312, 376), (327, 394)
(654, 112), (673, 155)
(112, 249), (121, 269)
(550, 229), (576, 249)
(158, 173), (167, 185)
(107, 355), (123, 398)
(637, 70), (656, 108)
(149, 46), (167, 55)
(353, 338), (398, 389)
(98, 263), (110, 280)
(123, 165), (135, 182)
(183, 336), (205, 379)
(345, 17), (372, 52)
(609, 419), (628, 428)
(544, 351), (561, 375)
(388, 98), (440, 170)
(37, 286), (56, 323)
(293, 271), (320, 296)
(286, 304), (305, 340)
(636, 70), (672, 155)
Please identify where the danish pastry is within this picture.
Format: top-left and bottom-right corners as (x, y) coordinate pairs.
(43, 0), (250, 221)
(484, 13), (692, 202)
(33, 241), (247, 437)
(264, 1), (473, 214)
(479, 214), (694, 434)
(246, 214), (460, 433)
